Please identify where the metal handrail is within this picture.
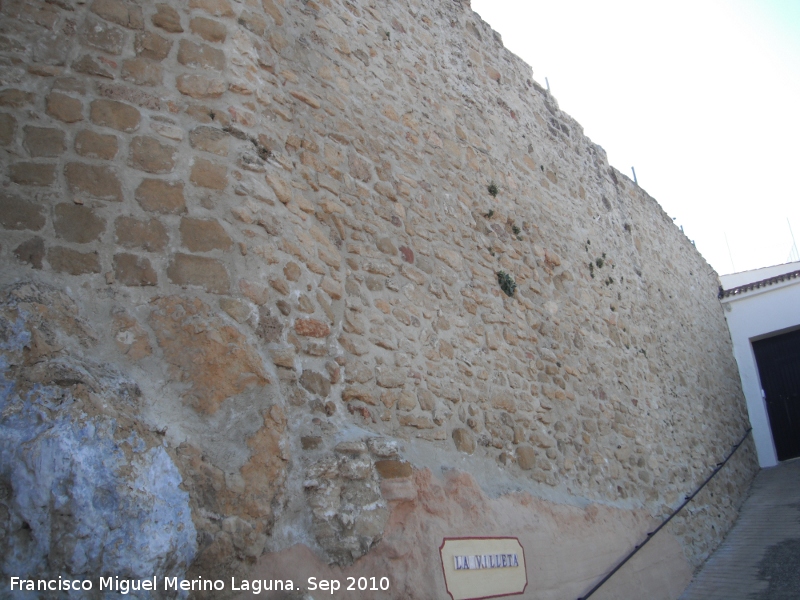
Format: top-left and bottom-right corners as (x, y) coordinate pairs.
(577, 427), (753, 600)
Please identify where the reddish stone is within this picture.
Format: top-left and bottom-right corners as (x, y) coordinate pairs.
(294, 318), (330, 338)
(399, 245), (414, 263)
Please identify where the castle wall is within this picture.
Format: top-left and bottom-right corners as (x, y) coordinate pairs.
(0, 0), (758, 597)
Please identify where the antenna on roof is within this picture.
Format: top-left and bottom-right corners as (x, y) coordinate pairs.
(545, 77), (550, 92)
(788, 218), (799, 262)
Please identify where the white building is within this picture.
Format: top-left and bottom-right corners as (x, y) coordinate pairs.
(719, 260), (800, 467)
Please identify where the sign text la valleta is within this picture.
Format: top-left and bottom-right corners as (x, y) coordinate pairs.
(454, 553), (520, 571)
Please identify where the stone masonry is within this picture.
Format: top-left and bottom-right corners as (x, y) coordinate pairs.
(0, 0), (758, 597)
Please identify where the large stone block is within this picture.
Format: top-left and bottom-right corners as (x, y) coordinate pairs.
(23, 126), (65, 157)
(135, 179), (185, 214)
(90, 99), (141, 132)
(75, 130), (119, 159)
(54, 203), (106, 243)
(0, 193), (46, 231)
(188, 0), (234, 17)
(189, 16), (227, 42)
(134, 31), (172, 60)
(13, 237), (46, 269)
(294, 318), (330, 338)
(80, 15), (126, 54)
(114, 253), (157, 286)
(189, 126), (229, 156)
(176, 74), (226, 99)
(190, 157), (227, 189)
(9, 162), (56, 186)
(148, 295), (269, 413)
(180, 217), (233, 252)
(167, 253), (230, 293)
(128, 136), (177, 173)
(47, 247), (101, 275)
(65, 162), (123, 201)
(152, 4), (183, 32)
(91, 0), (144, 30)
(115, 216), (168, 252)
(177, 39), (226, 71)
(121, 58), (163, 86)
(0, 113), (15, 146)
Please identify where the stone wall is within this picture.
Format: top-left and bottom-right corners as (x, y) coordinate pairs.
(0, 0), (758, 597)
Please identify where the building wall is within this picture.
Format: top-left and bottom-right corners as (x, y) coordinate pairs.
(720, 278), (800, 467)
(0, 0), (758, 597)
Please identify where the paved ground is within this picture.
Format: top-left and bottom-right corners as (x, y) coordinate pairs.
(679, 458), (800, 600)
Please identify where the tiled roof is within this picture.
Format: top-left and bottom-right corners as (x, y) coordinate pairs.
(719, 269), (800, 299)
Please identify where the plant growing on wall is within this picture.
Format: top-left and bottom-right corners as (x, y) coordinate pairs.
(484, 209), (494, 218)
(497, 270), (516, 297)
(488, 181), (498, 197)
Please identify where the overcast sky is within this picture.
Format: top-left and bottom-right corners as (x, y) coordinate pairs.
(469, 0), (800, 275)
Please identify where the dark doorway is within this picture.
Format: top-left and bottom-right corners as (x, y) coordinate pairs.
(753, 328), (800, 461)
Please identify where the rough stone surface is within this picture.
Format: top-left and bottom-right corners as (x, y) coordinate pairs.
(148, 295), (269, 413)
(0, 284), (196, 587)
(0, 0), (758, 594)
